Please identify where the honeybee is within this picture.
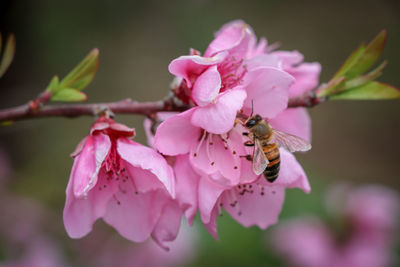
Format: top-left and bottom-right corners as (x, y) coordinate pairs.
(243, 114), (311, 182)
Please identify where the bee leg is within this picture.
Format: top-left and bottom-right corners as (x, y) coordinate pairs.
(240, 155), (253, 161)
(242, 132), (249, 136)
(244, 141), (254, 147)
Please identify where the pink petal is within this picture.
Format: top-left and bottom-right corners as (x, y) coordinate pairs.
(103, 185), (169, 242)
(198, 177), (227, 224)
(151, 199), (182, 251)
(191, 89), (247, 134)
(269, 107), (312, 142)
(242, 67), (294, 118)
(144, 112), (178, 148)
(273, 149), (311, 193)
(272, 50), (321, 97)
(203, 205), (220, 240)
(168, 52), (227, 87)
(192, 65), (221, 106)
(271, 50), (304, 68)
(247, 37), (268, 58)
(63, 169), (118, 238)
(222, 184), (285, 229)
(154, 109), (201, 156)
(70, 136), (87, 158)
(73, 134), (111, 197)
(244, 54), (279, 70)
(189, 134), (241, 186)
(204, 20), (254, 58)
(117, 138), (175, 197)
(289, 62), (321, 97)
(174, 155), (200, 225)
(209, 134), (241, 185)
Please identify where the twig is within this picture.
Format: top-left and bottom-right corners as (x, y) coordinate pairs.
(0, 91), (324, 123)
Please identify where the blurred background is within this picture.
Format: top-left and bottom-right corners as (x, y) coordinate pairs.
(0, 0), (399, 266)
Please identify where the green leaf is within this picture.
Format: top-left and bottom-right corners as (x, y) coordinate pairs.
(45, 75), (60, 93)
(0, 34), (15, 78)
(51, 88), (88, 102)
(333, 43), (366, 79)
(330, 81), (400, 100)
(59, 48), (99, 91)
(344, 61), (387, 89)
(334, 30), (387, 80)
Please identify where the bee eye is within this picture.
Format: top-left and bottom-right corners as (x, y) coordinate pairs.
(246, 119), (256, 128)
(255, 115), (262, 121)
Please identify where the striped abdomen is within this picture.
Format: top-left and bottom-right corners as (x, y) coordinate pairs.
(262, 143), (280, 182)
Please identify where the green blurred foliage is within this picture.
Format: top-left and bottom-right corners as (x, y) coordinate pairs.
(0, 0), (399, 266)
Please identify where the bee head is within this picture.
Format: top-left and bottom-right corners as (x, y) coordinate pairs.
(245, 114), (262, 128)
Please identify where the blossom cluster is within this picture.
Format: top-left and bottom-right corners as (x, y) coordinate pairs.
(63, 20), (321, 248)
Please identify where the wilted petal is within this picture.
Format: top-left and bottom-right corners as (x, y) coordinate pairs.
(273, 149), (311, 193)
(191, 89), (246, 134)
(118, 138), (175, 197)
(269, 107), (311, 142)
(222, 184), (285, 229)
(151, 199), (182, 251)
(155, 109), (201, 156)
(168, 52), (227, 87)
(72, 134), (111, 197)
(174, 155), (200, 225)
(242, 67), (294, 118)
(192, 65), (221, 106)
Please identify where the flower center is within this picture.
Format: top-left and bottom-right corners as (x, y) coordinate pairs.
(218, 56), (247, 92)
(97, 140), (138, 205)
(102, 142), (127, 183)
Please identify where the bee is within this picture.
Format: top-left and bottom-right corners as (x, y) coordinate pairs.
(243, 114), (311, 182)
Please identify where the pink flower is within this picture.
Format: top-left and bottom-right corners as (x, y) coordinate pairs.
(169, 20), (295, 134)
(154, 20), (317, 237)
(63, 117), (180, 249)
(270, 184), (400, 267)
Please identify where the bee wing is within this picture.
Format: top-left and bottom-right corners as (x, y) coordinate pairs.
(253, 138), (269, 175)
(271, 129), (312, 153)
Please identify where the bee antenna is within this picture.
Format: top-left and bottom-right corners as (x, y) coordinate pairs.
(250, 100), (254, 117)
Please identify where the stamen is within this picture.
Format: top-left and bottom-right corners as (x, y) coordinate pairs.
(194, 131), (207, 157)
(206, 133), (213, 163)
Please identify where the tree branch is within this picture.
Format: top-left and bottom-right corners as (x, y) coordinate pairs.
(0, 98), (189, 122)
(0, 91), (324, 123)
